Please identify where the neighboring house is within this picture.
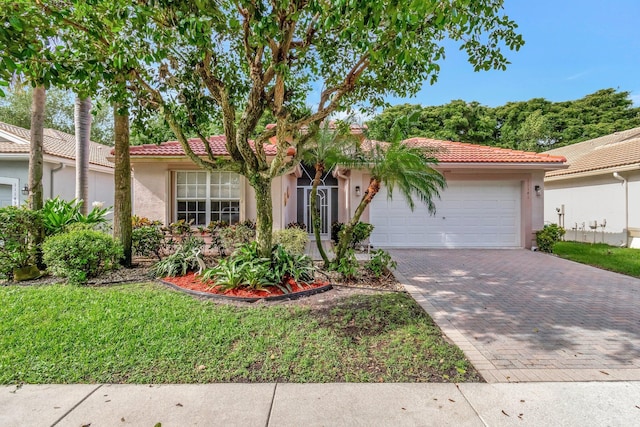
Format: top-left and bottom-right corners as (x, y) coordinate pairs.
(543, 127), (640, 247)
(0, 121), (115, 209)
(127, 134), (566, 249)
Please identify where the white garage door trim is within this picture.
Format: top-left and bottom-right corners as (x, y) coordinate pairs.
(370, 180), (521, 248)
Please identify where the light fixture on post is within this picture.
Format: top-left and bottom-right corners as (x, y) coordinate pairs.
(21, 185), (29, 196)
(355, 185), (361, 197)
(534, 185), (541, 196)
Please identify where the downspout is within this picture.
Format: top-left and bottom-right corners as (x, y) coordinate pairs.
(334, 168), (350, 220)
(613, 172), (628, 246)
(50, 163), (65, 199)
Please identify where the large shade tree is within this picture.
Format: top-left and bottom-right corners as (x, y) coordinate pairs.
(18, 0), (524, 257)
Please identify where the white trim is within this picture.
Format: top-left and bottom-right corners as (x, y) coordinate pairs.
(545, 163), (640, 182)
(0, 128), (28, 145)
(0, 177), (20, 206)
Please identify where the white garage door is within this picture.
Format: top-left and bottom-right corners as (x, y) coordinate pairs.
(370, 180), (521, 248)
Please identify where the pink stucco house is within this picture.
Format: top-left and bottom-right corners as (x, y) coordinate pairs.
(125, 135), (566, 249)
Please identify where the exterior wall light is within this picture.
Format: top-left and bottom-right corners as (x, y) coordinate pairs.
(21, 185), (29, 196)
(355, 185), (361, 196)
(534, 185), (541, 196)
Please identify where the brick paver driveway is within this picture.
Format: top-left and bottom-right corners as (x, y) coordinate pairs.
(390, 249), (640, 383)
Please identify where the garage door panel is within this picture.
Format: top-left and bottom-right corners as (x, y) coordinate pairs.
(370, 180), (521, 248)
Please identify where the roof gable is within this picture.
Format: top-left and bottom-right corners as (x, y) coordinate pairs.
(0, 121), (114, 168)
(545, 127), (640, 177)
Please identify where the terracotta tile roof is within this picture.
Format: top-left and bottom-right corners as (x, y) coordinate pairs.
(402, 137), (567, 164)
(545, 127), (640, 177)
(265, 121), (367, 135)
(129, 135), (295, 157)
(0, 121), (114, 168)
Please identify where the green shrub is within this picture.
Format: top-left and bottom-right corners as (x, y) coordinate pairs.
(273, 228), (309, 255)
(42, 197), (111, 236)
(42, 230), (123, 285)
(200, 242), (315, 294)
(150, 236), (205, 277)
(536, 224), (566, 253)
(132, 225), (165, 260)
(0, 206), (43, 280)
(365, 249), (397, 278)
(330, 248), (359, 280)
(218, 224), (256, 255)
(332, 221), (374, 248)
(331, 221), (343, 243)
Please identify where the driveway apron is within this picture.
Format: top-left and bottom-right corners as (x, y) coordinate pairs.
(390, 249), (640, 383)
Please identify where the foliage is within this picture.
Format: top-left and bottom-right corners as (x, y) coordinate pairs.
(332, 221), (375, 248)
(272, 228), (309, 255)
(132, 225), (165, 260)
(350, 222), (375, 248)
(200, 242), (315, 294)
(201, 242), (275, 291)
(131, 215), (162, 229)
(0, 206), (43, 279)
(286, 222), (306, 230)
(1, 0), (523, 258)
(42, 230), (123, 285)
(334, 112), (446, 261)
(150, 236), (204, 278)
(0, 86), (115, 145)
(0, 288), (479, 383)
(536, 224), (566, 253)
(366, 89), (640, 152)
(365, 249), (397, 279)
(331, 222), (344, 243)
(41, 197), (111, 236)
(553, 242), (640, 278)
(270, 244), (315, 286)
(218, 224), (256, 256)
(331, 248), (359, 281)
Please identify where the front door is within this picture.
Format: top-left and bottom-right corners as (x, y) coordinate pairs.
(296, 164), (339, 240)
(301, 187), (332, 238)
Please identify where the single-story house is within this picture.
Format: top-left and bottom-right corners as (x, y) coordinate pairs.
(127, 133), (566, 249)
(543, 127), (640, 247)
(0, 121), (115, 208)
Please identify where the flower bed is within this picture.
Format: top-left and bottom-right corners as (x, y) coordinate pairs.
(160, 272), (332, 302)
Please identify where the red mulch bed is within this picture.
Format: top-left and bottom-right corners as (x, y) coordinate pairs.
(162, 272), (329, 299)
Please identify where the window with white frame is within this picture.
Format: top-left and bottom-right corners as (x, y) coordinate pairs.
(175, 171), (240, 226)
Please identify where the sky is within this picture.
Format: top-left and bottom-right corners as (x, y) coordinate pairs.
(387, 0), (640, 108)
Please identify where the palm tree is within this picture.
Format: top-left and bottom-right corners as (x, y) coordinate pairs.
(28, 85), (45, 211)
(333, 114), (446, 261)
(113, 101), (132, 266)
(302, 120), (357, 267)
(74, 95), (91, 215)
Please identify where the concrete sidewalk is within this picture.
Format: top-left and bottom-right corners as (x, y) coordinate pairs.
(2, 382), (639, 426)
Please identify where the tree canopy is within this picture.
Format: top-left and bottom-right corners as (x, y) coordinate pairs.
(1, 0), (524, 255)
(366, 89), (640, 151)
(0, 86), (114, 145)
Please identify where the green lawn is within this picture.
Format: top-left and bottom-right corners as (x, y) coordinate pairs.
(553, 241), (640, 278)
(0, 283), (479, 384)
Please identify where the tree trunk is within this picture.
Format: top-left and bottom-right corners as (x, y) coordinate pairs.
(113, 103), (132, 266)
(28, 85), (45, 211)
(333, 178), (380, 261)
(29, 85), (46, 268)
(74, 96), (91, 214)
(311, 162), (330, 266)
(252, 175), (273, 258)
